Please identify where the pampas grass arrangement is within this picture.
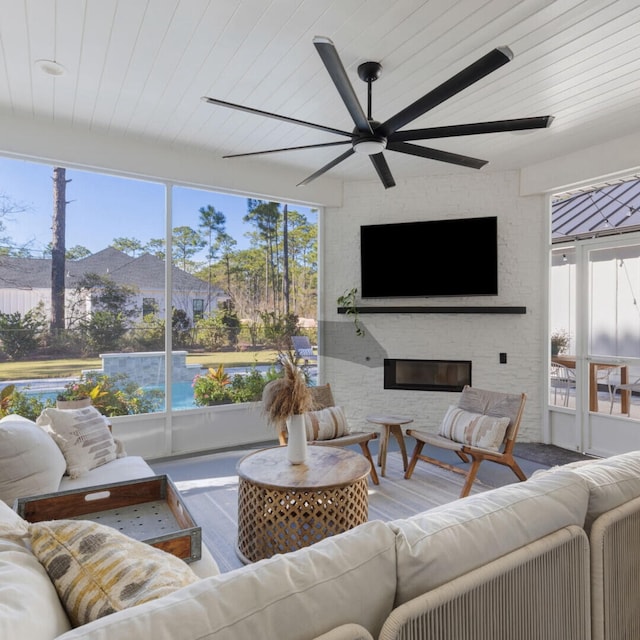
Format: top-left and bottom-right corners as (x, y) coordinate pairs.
(262, 354), (313, 427)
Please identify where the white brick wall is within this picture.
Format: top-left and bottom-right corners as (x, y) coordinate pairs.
(319, 170), (546, 443)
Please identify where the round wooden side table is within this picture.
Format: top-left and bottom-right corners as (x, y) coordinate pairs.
(366, 414), (413, 477)
(236, 445), (370, 564)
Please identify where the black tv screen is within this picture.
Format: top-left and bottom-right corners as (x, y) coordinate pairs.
(360, 216), (498, 298)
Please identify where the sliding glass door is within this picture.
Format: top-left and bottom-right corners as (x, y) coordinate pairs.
(549, 234), (640, 455)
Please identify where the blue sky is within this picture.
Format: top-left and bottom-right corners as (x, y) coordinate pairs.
(0, 156), (316, 258)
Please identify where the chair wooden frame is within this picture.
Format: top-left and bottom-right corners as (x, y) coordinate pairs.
(278, 383), (379, 485)
(404, 385), (527, 497)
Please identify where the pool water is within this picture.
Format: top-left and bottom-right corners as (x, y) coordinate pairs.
(13, 365), (317, 412)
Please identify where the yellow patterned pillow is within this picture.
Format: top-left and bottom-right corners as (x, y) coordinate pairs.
(20, 518), (199, 627)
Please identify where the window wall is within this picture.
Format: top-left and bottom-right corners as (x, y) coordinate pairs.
(0, 157), (318, 420)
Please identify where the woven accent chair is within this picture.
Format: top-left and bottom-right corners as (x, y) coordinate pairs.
(278, 383), (379, 485)
(404, 385), (527, 497)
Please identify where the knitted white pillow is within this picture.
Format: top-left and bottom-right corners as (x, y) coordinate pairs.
(36, 406), (122, 478)
(438, 405), (510, 451)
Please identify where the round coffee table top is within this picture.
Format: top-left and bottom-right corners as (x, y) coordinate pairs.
(237, 445), (370, 491)
(366, 414), (414, 426)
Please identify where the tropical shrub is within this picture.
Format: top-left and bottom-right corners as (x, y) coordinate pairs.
(0, 305), (47, 359)
(61, 373), (163, 417)
(192, 365), (233, 405)
(193, 364), (279, 406)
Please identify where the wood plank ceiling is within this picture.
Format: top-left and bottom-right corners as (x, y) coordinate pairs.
(0, 0), (638, 186)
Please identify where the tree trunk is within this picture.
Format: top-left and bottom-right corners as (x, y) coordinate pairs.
(283, 204), (290, 315)
(51, 167), (69, 332)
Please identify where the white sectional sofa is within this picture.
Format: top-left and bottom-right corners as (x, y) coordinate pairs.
(2, 411), (640, 640)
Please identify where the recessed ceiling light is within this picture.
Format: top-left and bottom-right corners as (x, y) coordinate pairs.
(35, 59), (66, 76)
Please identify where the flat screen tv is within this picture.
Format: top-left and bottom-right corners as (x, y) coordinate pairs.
(360, 216), (498, 298)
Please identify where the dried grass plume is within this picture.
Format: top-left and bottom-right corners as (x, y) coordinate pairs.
(262, 355), (313, 427)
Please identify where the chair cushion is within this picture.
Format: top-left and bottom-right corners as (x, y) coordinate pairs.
(36, 406), (122, 479)
(7, 516), (199, 628)
(0, 414), (67, 505)
(437, 405), (510, 451)
(304, 406), (349, 440)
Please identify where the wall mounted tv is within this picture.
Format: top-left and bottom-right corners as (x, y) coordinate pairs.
(360, 216), (498, 298)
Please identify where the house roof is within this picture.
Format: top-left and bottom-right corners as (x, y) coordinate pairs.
(0, 247), (219, 295)
(552, 176), (640, 239)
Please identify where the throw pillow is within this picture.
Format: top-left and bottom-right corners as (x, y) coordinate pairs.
(303, 405), (349, 441)
(36, 406), (123, 479)
(4, 516), (199, 628)
(438, 405), (510, 451)
(0, 415), (67, 505)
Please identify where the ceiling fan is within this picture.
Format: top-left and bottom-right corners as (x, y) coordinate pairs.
(202, 36), (553, 189)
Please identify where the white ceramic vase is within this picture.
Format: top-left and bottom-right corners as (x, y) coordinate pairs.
(286, 414), (308, 465)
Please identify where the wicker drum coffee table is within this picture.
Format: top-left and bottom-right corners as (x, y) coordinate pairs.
(236, 445), (370, 564)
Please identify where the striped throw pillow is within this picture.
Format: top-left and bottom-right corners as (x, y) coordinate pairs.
(36, 406), (122, 479)
(303, 406), (349, 441)
(438, 405), (510, 451)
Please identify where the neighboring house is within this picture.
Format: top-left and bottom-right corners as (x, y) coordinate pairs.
(0, 247), (227, 324)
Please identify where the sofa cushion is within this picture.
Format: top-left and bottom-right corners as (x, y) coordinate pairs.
(50, 520), (398, 640)
(0, 500), (72, 639)
(304, 406), (349, 440)
(563, 451), (640, 531)
(0, 414), (67, 505)
(389, 468), (590, 605)
(58, 455), (155, 492)
(8, 516), (199, 628)
(37, 406), (122, 478)
(437, 405), (510, 451)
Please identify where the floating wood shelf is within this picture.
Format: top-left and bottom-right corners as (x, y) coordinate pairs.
(337, 306), (526, 315)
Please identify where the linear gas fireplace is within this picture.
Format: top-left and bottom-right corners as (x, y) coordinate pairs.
(384, 359), (471, 392)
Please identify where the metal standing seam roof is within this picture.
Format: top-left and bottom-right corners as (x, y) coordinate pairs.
(552, 176), (640, 239)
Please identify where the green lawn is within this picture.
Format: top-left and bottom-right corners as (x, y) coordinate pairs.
(0, 350), (281, 381)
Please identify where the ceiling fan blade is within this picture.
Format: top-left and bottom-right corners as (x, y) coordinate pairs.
(297, 148), (355, 186)
(370, 153), (396, 189)
(380, 47), (514, 136)
(386, 141), (487, 169)
(390, 116), (554, 141)
(313, 36), (373, 134)
(223, 140), (352, 159)
(201, 96), (353, 137)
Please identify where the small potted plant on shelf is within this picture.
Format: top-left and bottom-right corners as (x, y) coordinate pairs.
(56, 379), (105, 410)
(261, 354), (313, 464)
(337, 287), (365, 337)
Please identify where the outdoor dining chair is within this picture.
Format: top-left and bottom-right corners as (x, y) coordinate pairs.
(291, 335), (318, 365)
(404, 385), (527, 498)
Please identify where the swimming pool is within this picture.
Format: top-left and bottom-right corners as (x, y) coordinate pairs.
(12, 365), (317, 412)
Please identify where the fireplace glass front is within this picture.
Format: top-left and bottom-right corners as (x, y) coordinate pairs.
(384, 359), (472, 392)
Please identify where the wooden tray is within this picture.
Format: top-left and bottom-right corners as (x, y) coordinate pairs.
(15, 475), (201, 563)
